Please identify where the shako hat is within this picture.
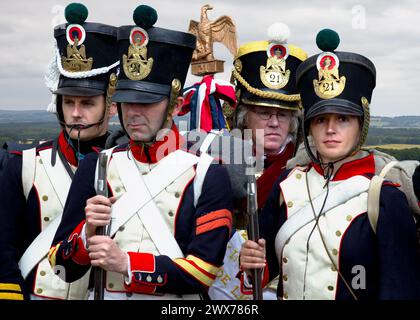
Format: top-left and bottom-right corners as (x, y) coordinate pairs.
(296, 28), (376, 160)
(50, 3), (119, 98)
(232, 23), (307, 110)
(112, 5), (196, 105)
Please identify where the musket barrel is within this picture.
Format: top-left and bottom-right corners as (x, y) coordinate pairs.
(246, 157), (263, 300)
(94, 153), (108, 300)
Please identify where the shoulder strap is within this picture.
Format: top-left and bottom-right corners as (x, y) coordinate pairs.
(276, 175), (372, 256)
(22, 147), (37, 199)
(192, 132), (218, 207)
(367, 160), (399, 233)
(112, 149), (199, 258)
(193, 152), (214, 207)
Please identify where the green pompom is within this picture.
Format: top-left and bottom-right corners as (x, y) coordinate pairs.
(316, 29), (340, 52)
(65, 3), (89, 24)
(133, 5), (158, 29)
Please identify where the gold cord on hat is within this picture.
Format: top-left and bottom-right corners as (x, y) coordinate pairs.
(167, 78), (182, 121)
(106, 73), (118, 108)
(231, 67), (301, 103)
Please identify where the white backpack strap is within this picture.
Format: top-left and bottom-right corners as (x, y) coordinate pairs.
(22, 147), (37, 199)
(367, 161), (399, 233)
(199, 131), (218, 154)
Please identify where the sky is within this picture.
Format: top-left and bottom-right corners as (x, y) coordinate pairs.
(0, 0), (419, 116)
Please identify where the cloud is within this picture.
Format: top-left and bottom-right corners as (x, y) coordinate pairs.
(0, 0), (419, 115)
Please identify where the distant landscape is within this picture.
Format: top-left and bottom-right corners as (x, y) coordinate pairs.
(0, 110), (419, 160)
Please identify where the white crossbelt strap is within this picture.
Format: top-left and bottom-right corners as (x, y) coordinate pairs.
(19, 148), (73, 279)
(193, 152), (214, 207)
(110, 150), (203, 259)
(199, 131), (218, 154)
(22, 147), (37, 199)
(19, 216), (63, 279)
(193, 131), (218, 207)
(275, 175), (371, 256)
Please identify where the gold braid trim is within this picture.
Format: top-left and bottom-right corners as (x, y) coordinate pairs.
(167, 78), (182, 120)
(232, 69), (301, 102)
(106, 73), (118, 108)
(359, 96), (370, 148)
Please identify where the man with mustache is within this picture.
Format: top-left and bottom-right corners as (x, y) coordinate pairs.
(0, 3), (118, 300)
(48, 5), (233, 300)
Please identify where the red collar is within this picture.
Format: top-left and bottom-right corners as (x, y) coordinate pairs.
(311, 152), (375, 181)
(58, 131), (78, 167)
(264, 142), (295, 169)
(129, 124), (184, 163)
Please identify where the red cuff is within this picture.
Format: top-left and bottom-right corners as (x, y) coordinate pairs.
(129, 252), (156, 273)
(124, 252), (166, 294)
(262, 265), (270, 288)
(66, 220), (90, 265)
(238, 270), (253, 295)
(237, 264), (269, 296)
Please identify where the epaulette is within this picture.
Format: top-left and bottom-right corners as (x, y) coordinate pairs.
(35, 140), (54, 154)
(112, 144), (129, 154)
(9, 150), (22, 156)
(8, 140), (54, 156)
(92, 146), (102, 154)
(286, 165), (308, 178)
(382, 181), (401, 188)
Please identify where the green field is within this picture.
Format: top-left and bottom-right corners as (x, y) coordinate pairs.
(366, 144), (420, 150)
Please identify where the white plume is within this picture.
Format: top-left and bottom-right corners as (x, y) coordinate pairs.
(267, 22), (291, 43)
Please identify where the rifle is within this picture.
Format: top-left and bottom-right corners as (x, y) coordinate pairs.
(246, 156), (263, 300)
(93, 153), (109, 300)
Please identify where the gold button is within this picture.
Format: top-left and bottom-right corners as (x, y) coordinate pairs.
(115, 187), (121, 193)
(157, 275), (163, 283)
(287, 201), (293, 208)
(142, 172), (147, 175)
(40, 271), (46, 276)
(146, 275), (152, 282)
(335, 230), (341, 237)
(36, 288), (43, 294)
(283, 293), (288, 300)
(118, 226), (125, 232)
(42, 195), (48, 202)
(44, 217), (50, 222)
(283, 275), (288, 282)
(39, 159), (43, 164)
(332, 249), (338, 256)
(283, 257), (288, 263)
(346, 215), (352, 221)
(296, 173), (302, 180)
(108, 283), (114, 289)
(328, 285), (334, 291)
(174, 192), (180, 198)
(168, 211), (174, 217)
(331, 265), (337, 272)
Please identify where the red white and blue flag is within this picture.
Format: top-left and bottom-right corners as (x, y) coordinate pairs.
(181, 75), (236, 132)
